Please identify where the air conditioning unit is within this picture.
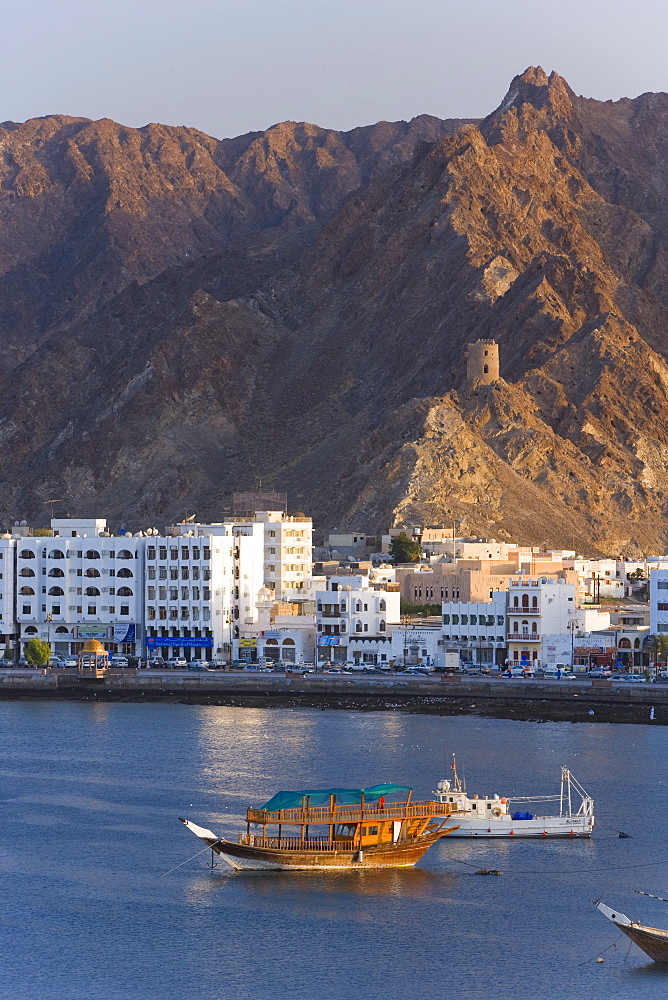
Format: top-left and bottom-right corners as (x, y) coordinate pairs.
(68, 605), (76, 611)
(69, 587), (76, 593)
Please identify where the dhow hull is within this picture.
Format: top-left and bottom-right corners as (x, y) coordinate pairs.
(596, 902), (668, 963)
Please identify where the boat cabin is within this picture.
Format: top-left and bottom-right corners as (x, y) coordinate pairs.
(240, 784), (456, 852)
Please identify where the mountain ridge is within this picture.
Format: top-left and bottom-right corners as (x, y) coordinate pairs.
(2, 69), (668, 554)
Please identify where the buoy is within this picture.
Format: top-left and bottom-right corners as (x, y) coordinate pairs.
(597, 957), (604, 964)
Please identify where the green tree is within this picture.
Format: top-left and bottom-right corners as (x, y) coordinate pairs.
(24, 637), (51, 666)
(390, 532), (421, 564)
(400, 601), (442, 616)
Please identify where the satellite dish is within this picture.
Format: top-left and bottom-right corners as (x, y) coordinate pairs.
(20, 520), (27, 526)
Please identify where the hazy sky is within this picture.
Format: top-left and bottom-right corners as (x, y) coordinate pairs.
(3, 0), (668, 138)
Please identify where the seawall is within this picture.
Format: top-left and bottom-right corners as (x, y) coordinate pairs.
(0, 670), (665, 725)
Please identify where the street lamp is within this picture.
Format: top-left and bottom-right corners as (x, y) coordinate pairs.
(567, 618), (579, 671)
(45, 613), (53, 667)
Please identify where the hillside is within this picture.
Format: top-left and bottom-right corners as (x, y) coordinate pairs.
(2, 69), (668, 554)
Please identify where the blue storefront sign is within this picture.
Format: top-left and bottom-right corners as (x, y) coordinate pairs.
(113, 624), (136, 643)
(317, 636), (340, 646)
(146, 636), (213, 648)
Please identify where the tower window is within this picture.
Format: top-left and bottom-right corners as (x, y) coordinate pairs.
(483, 364), (489, 374)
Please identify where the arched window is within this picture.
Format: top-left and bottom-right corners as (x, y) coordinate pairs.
(117, 586), (133, 597)
(265, 638), (278, 646)
(355, 601), (362, 612)
(317, 601), (322, 611)
(19, 586), (35, 595)
(531, 622), (537, 634)
(532, 596), (538, 609)
(483, 364), (489, 374)
(48, 586), (64, 596)
(618, 638), (631, 649)
(117, 568), (133, 578)
(24, 626), (38, 634)
(379, 619), (386, 632)
(85, 550), (100, 560)
(340, 601), (346, 612)
(634, 638), (641, 649)
(282, 638), (295, 646)
(355, 620), (363, 633)
(55, 626), (69, 634)
(117, 549), (133, 560)
(19, 550), (34, 559)
(379, 599), (386, 612)
(85, 568), (101, 578)
(19, 568), (35, 577)
(513, 596), (519, 608)
(49, 549), (65, 559)
(85, 587), (100, 596)
(521, 620), (529, 635)
(521, 594), (529, 608)
(340, 622), (347, 632)
(48, 567), (65, 577)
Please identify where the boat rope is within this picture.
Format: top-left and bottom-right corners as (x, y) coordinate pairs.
(159, 844), (216, 877)
(577, 933), (624, 966)
(448, 856), (668, 876)
(636, 889), (668, 903)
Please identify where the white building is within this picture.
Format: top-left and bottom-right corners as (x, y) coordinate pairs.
(315, 575), (400, 666)
(255, 511), (313, 599)
(441, 592), (507, 666)
(0, 533), (17, 658)
(390, 626), (443, 669)
(17, 518), (144, 659)
(506, 577), (577, 665)
(650, 568), (668, 636)
(235, 588), (316, 664)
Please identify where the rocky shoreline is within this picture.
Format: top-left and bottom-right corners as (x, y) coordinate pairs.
(0, 671), (664, 725)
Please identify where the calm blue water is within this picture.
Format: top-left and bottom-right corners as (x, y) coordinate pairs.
(1, 702), (668, 1000)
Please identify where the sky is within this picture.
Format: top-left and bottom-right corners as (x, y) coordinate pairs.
(2, 0), (668, 138)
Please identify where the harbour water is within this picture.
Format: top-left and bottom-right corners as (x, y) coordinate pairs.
(2, 701), (668, 1000)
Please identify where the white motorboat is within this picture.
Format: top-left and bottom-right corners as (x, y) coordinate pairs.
(432, 756), (594, 837)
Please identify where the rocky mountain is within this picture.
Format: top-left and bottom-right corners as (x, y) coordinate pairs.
(3, 68), (668, 554)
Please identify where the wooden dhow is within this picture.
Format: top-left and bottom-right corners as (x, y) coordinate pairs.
(596, 901), (668, 963)
(180, 783), (460, 870)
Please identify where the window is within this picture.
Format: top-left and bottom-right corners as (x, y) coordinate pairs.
(159, 607), (167, 620)
(658, 603), (668, 611)
(170, 547), (178, 560)
(148, 608), (156, 620)
(192, 547), (200, 560)
(181, 587), (189, 600)
(192, 566), (199, 581)
(85, 550), (100, 559)
(159, 567), (167, 580)
(181, 567), (189, 580)
(120, 605), (129, 616)
(658, 624), (668, 633)
(49, 549), (65, 559)
(170, 568), (178, 580)
(20, 587), (35, 595)
(85, 568), (101, 578)
(170, 588), (178, 601)
(87, 606), (96, 615)
(118, 549), (132, 560)
(379, 619), (386, 632)
(203, 547), (210, 561)
(181, 547), (189, 560)
(181, 607), (189, 619)
(19, 550), (34, 559)
(192, 587), (200, 600)
(203, 588), (211, 601)
(117, 587), (133, 597)
(19, 568), (35, 577)
(159, 587), (167, 600)
(148, 567), (156, 580)
(48, 568), (65, 578)
(85, 587), (100, 596)
(22, 605), (31, 614)
(452, 615), (459, 625)
(147, 547), (156, 560)
(470, 615), (477, 625)
(48, 587), (64, 596)
(159, 546), (167, 560)
(108, 606), (115, 614)
(443, 614), (450, 624)
(52, 605), (61, 615)
(148, 587), (156, 600)
(117, 568), (133, 578)
(192, 607), (199, 620)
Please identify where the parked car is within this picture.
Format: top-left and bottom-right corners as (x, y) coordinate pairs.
(165, 657), (187, 669)
(588, 667), (612, 678)
(188, 663), (213, 672)
(504, 666), (534, 678)
(611, 673), (646, 682)
(402, 666), (432, 676)
(111, 656), (129, 667)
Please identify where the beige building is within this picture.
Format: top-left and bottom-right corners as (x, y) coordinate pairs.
(254, 511), (313, 599)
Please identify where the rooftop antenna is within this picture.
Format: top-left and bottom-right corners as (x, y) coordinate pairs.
(44, 498), (69, 520)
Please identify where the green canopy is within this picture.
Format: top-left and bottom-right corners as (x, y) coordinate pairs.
(261, 784), (411, 812)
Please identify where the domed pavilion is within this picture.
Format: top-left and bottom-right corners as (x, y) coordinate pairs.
(78, 639), (109, 671)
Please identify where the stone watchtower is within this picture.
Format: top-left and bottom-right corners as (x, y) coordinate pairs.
(466, 339), (499, 384)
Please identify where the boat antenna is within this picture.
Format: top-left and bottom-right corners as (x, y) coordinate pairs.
(451, 753), (464, 793)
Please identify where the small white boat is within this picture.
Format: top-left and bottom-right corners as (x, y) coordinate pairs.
(432, 756), (594, 838)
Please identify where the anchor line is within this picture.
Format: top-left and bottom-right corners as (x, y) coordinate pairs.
(159, 843), (219, 877)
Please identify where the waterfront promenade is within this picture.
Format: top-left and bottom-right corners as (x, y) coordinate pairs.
(1, 669), (666, 724)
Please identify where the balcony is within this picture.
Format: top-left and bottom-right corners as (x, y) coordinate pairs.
(507, 631), (541, 642)
(320, 610), (341, 618)
(507, 605), (540, 614)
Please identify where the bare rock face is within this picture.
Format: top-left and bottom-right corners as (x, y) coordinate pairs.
(3, 68), (668, 553)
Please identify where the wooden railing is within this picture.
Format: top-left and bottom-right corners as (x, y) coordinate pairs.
(246, 799), (454, 825)
(239, 835), (358, 851)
